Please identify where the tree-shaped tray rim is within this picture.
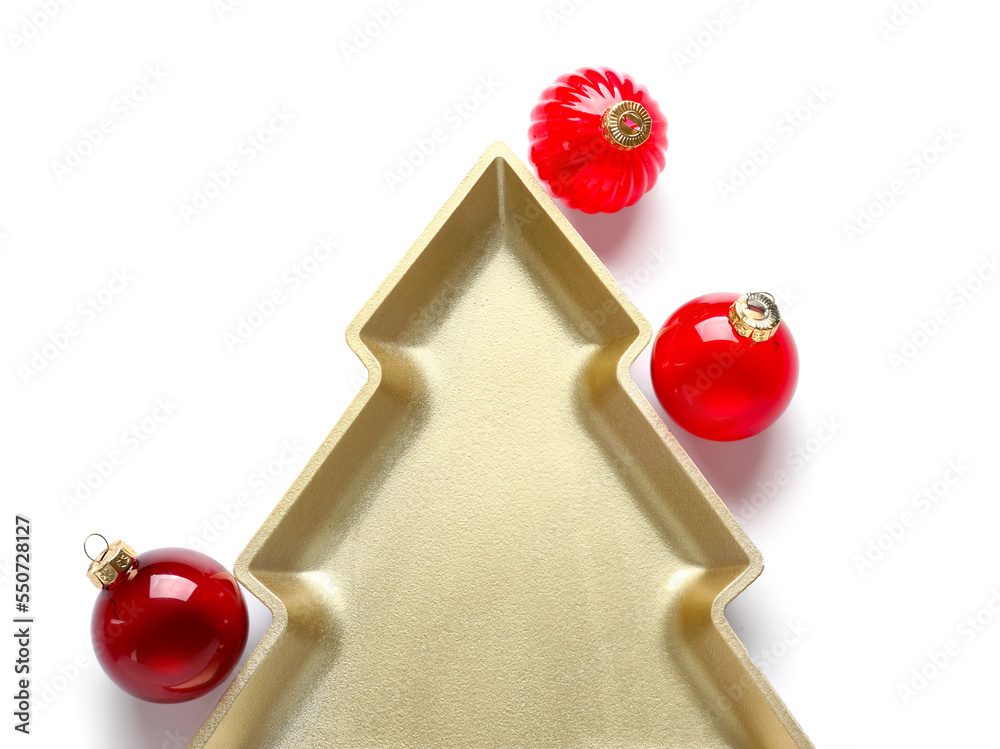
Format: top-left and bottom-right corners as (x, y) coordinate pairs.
(191, 142), (812, 749)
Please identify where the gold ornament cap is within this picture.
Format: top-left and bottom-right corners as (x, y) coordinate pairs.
(729, 292), (782, 342)
(602, 100), (652, 150)
(85, 535), (139, 589)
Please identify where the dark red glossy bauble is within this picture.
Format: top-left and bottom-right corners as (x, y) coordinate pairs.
(91, 547), (249, 703)
(528, 67), (667, 213)
(650, 293), (798, 441)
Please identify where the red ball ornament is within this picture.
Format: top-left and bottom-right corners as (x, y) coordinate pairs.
(528, 67), (667, 213)
(86, 537), (249, 703)
(650, 292), (798, 441)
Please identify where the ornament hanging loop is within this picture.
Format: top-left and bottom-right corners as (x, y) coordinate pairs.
(85, 538), (139, 589)
(729, 292), (782, 342)
(84, 533), (110, 562)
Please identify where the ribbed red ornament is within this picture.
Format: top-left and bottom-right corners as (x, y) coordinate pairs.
(528, 67), (667, 214)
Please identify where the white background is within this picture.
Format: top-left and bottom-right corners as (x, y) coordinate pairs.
(2, 1), (999, 747)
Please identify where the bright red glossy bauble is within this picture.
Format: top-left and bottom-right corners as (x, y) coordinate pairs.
(650, 293), (799, 441)
(91, 548), (249, 703)
(528, 67), (667, 213)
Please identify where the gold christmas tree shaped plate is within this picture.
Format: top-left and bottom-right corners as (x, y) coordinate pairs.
(192, 143), (812, 748)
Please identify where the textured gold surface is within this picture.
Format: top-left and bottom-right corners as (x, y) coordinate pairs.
(192, 143), (812, 748)
(729, 292), (782, 343)
(602, 100), (652, 150)
(86, 539), (137, 589)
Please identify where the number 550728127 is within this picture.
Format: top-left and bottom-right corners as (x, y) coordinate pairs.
(15, 516), (30, 614)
